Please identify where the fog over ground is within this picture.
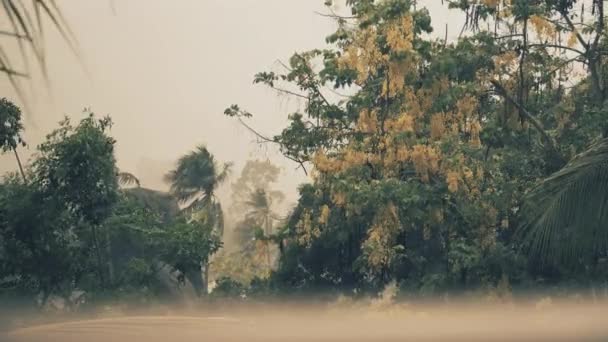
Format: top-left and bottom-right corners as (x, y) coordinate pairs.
(3, 3), (608, 341)
(5, 299), (608, 341)
(0, 0), (462, 210)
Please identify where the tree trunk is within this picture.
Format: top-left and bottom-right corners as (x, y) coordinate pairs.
(105, 229), (115, 285)
(203, 261), (209, 295)
(185, 266), (204, 297)
(13, 147), (26, 182)
(90, 225), (106, 288)
(265, 215), (272, 271)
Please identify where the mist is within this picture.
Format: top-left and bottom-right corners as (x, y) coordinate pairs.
(0, 0), (461, 209)
(5, 298), (608, 341)
(6, 1), (606, 341)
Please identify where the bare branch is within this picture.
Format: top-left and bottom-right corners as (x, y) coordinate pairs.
(314, 11), (356, 20)
(528, 43), (586, 56)
(270, 86), (310, 100)
(235, 116), (309, 176)
(236, 117), (275, 143)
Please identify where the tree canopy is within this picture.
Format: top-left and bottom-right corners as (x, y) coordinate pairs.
(226, 0), (608, 293)
(4, 0), (608, 309)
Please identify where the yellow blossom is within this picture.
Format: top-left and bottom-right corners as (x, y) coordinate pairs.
(430, 113), (446, 140)
(447, 171), (460, 193)
(319, 205), (331, 225)
(386, 15), (414, 53)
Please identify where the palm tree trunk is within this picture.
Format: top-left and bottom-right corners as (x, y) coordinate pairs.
(13, 147), (26, 182)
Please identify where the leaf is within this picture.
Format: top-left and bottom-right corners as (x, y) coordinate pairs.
(519, 138), (608, 266)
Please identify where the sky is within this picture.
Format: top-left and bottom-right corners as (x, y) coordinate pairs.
(0, 0), (462, 208)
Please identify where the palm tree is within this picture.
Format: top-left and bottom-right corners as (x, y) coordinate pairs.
(519, 138), (608, 266)
(245, 189), (273, 271)
(164, 145), (231, 295)
(0, 98), (27, 182)
(240, 188), (287, 275)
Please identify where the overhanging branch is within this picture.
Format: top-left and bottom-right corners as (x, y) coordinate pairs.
(490, 80), (560, 155)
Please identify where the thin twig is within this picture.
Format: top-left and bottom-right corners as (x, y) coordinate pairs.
(313, 11), (356, 20)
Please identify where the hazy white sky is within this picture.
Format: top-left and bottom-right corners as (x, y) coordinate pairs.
(0, 0), (462, 206)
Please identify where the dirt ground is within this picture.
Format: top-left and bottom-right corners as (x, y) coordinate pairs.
(4, 299), (608, 341)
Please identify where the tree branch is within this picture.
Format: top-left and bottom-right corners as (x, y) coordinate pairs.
(490, 80), (559, 154)
(236, 117), (275, 143)
(592, 0), (604, 50)
(293, 53), (332, 107)
(528, 43), (586, 56)
(314, 11), (356, 20)
(235, 117), (309, 176)
(270, 86), (310, 100)
(560, 11), (590, 51)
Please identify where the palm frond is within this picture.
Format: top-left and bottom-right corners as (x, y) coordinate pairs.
(174, 187), (202, 205)
(519, 138), (608, 266)
(182, 197), (224, 237)
(246, 188), (269, 209)
(215, 162), (232, 185)
(165, 145), (231, 204)
(117, 171), (140, 188)
(1, 0), (81, 104)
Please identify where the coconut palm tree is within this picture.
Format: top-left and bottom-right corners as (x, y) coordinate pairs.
(245, 189), (273, 270)
(164, 145), (231, 295)
(240, 188), (287, 275)
(519, 138), (608, 266)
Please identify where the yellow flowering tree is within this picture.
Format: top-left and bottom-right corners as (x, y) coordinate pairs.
(226, 0), (608, 292)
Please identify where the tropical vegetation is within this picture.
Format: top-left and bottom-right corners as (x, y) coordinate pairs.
(2, 0), (608, 309)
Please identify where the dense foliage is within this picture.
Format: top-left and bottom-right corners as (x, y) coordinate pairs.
(226, 0), (608, 295)
(212, 160), (285, 284)
(3, 0), (608, 308)
(0, 108), (224, 306)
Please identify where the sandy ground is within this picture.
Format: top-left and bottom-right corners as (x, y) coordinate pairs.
(3, 301), (608, 341)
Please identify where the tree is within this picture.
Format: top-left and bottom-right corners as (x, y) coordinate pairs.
(224, 0), (608, 292)
(0, 98), (26, 182)
(164, 145), (230, 295)
(124, 187), (179, 224)
(228, 0), (513, 291)
(229, 159), (284, 263)
(156, 217), (222, 297)
(165, 145), (230, 228)
(0, 174), (85, 304)
(212, 160), (285, 284)
(229, 159), (284, 216)
(33, 113), (119, 287)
